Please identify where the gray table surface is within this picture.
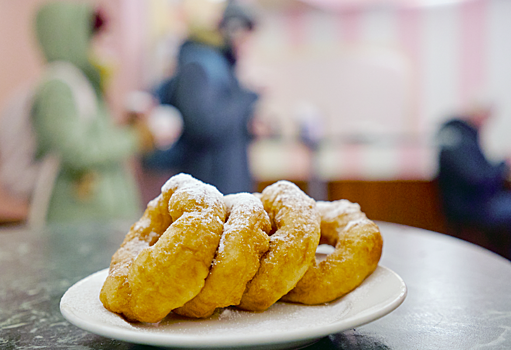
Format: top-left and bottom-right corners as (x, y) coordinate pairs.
(1, 220), (511, 350)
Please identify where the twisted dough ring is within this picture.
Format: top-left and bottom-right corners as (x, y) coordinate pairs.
(282, 199), (383, 305)
(100, 173), (226, 323)
(174, 193), (271, 318)
(238, 180), (321, 311)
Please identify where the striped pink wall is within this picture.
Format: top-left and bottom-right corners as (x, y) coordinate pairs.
(337, 8), (362, 44)
(459, 0), (488, 105)
(248, 0), (505, 181)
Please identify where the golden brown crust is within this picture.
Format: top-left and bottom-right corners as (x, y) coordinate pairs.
(238, 181), (321, 311)
(99, 193), (171, 319)
(100, 176), (383, 321)
(99, 173), (226, 323)
(174, 193), (271, 318)
(282, 200), (383, 305)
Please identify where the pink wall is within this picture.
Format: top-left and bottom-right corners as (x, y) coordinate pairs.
(0, 0), (147, 121)
(0, 0), (45, 112)
(241, 0), (511, 181)
(2, 0), (510, 183)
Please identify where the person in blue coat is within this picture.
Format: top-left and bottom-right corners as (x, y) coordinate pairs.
(146, 1), (258, 195)
(437, 103), (511, 230)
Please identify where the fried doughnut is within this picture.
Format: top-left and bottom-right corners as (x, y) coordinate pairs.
(174, 193), (271, 318)
(99, 189), (172, 320)
(238, 180), (321, 311)
(99, 173), (226, 323)
(282, 200), (383, 305)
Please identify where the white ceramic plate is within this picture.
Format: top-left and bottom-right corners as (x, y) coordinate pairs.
(60, 266), (406, 349)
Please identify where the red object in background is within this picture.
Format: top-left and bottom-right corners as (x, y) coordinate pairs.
(92, 7), (107, 34)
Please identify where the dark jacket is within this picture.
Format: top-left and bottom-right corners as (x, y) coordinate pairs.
(437, 118), (508, 223)
(147, 40), (258, 195)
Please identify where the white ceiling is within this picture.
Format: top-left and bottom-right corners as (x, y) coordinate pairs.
(299, 0), (473, 10)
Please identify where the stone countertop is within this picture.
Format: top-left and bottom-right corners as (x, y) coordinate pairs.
(1, 221), (511, 349)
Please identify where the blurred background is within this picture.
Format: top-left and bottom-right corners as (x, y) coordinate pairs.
(1, 0), (511, 252)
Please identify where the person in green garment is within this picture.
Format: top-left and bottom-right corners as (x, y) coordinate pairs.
(31, 1), (150, 223)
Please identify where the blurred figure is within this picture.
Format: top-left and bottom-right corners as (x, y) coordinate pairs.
(437, 101), (511, 234)
(27, 1), (150, 223)
(146, 0), (259, 194)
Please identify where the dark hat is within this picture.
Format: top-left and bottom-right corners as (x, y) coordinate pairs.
(219, 1), (256, 31)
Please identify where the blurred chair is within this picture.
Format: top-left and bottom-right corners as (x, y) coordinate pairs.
(0, 154), (59, 228)
(0, 191), (28, 225)
(437, 179), (511, 260)
(26, 154), (60, 228)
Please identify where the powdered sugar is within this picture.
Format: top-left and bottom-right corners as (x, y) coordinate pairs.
(216, 232), (227, 255)
(317, 200), (361, 222)
(217, 192), (269, 255)
(132, 215), (152, 232)
(162, 173), (223, 208)
(345, 218), (370, 232)
(224, 193), (263, 215)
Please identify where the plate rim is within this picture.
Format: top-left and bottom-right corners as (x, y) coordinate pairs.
(60, 265), (407, 348)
